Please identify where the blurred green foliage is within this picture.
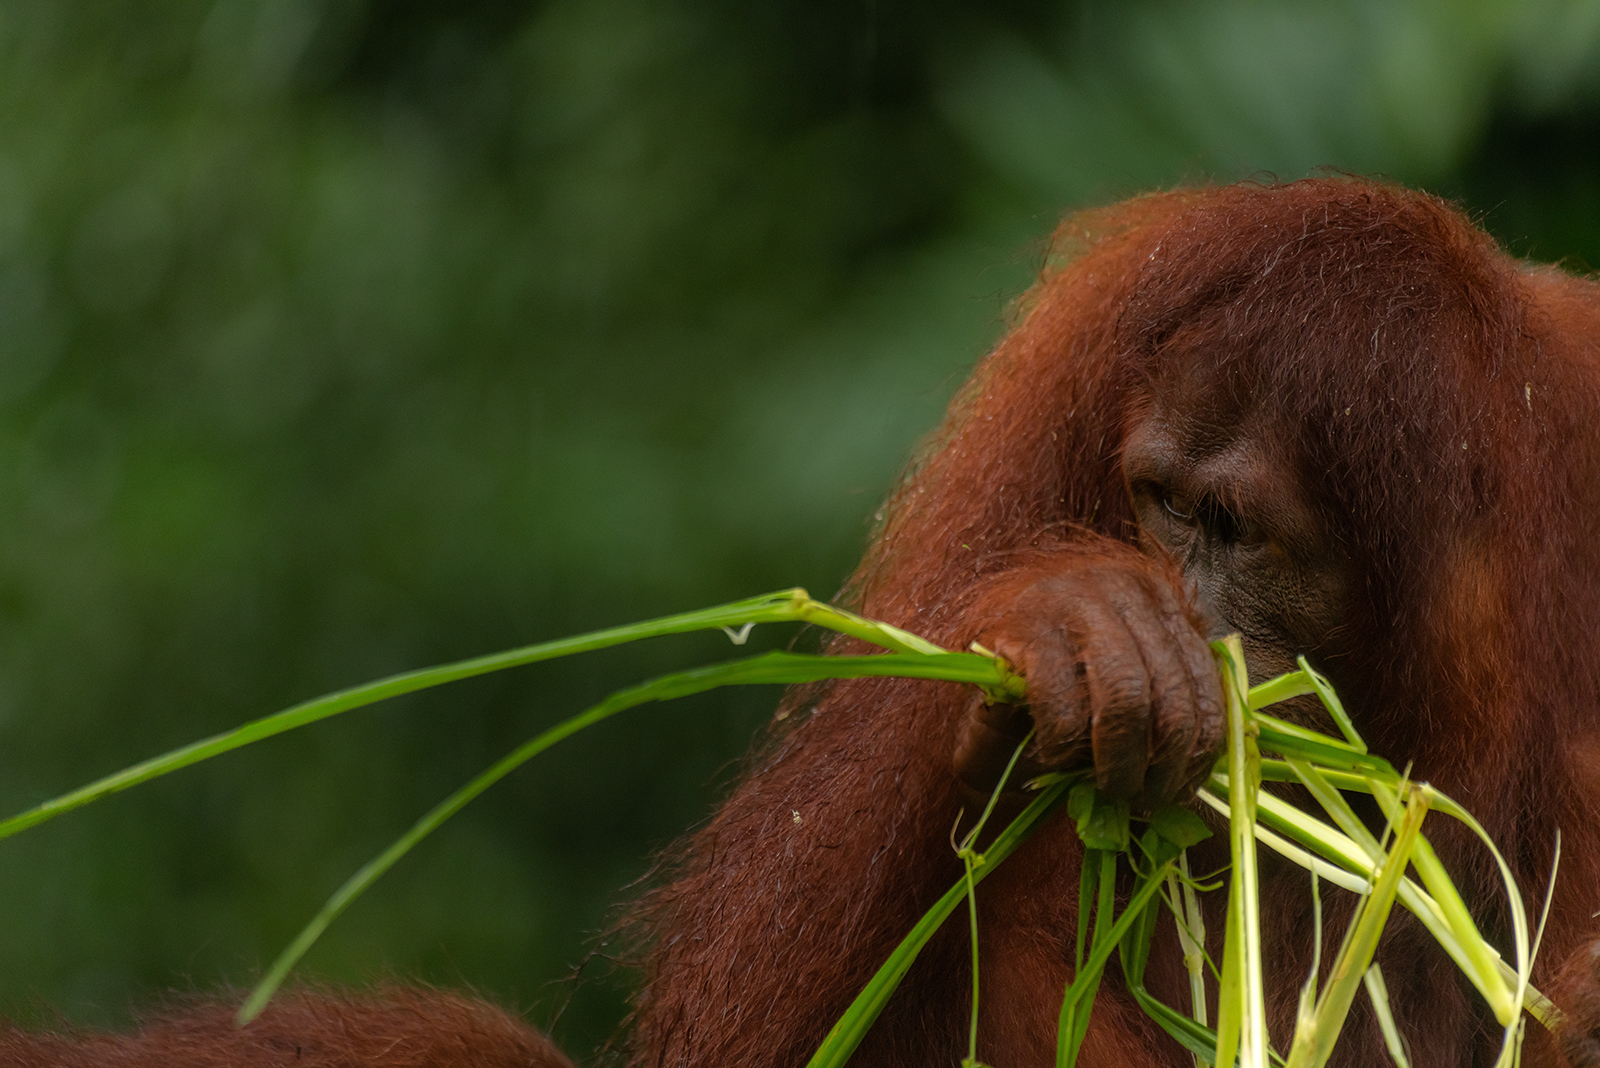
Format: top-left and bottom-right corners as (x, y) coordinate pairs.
(1, 0), (1598, 1058)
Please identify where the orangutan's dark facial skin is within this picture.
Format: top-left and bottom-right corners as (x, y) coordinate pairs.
(1122, 390), (1354, 689)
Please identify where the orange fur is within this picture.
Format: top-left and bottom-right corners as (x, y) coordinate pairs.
(630, 179), (1600, 1066)
(0, 989), (573, 1068)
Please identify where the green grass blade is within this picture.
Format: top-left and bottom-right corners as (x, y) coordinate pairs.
(1247, 670), (1315, 711)
(806, 777), (1076, 1068)
(1247, 663), (1364, 754)
(1368, 782), (1515, 1026)
(1281, 756), (1524, 1030)
(1283, 760), (1384, 863)
(962, 852), (983, 1066)
(1296, 656), (1365, 751)
(1294, 869), (1324, 1041)
(789, 600), (947, 657)
(240, 649), (1020, 1023)
(1254, 727), (1393, 774)
(1174, 851), (1209, 1028)
(1363, 964), (1411, 1068)
(1359, 771), (1548, 1038)
(0, 590), (833, 844)
(1057, 849), (1118, 1068)
(1128, 987), (1291, 1068)
(1284, 784), (1429, 1068)
(1212, 635), (1266, 1068)
(1118, 865), (1165, 992)
(1075, 844), (1096, 973)
(1, 589), (1027, 849)
(1199, 783), (1372, 893)
(1251, 712), (1357, 752)
(957, 733), (1034, 1066)
(1270, 758), (1556, 1027)
(1202, 781), (1551, 1022)
(1056, 857), (1179, 1068)
(1131, 986), (1219, 1065)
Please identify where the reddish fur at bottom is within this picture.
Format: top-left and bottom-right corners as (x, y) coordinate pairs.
(0, 989), (573, 1068)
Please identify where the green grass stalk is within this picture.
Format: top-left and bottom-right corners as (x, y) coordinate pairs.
(0, 589), (1023, 849)
(1056, 852), (1178, 1068)
(1174, 852), (1209, 1029)
(956, 733), (1035, 1068)
(804, 776), (1076, 1068)
(1213, 635), (1266, 1068)
(240, 649), (1022, 1022)
(1284, 783), (1430, 1068)
(1363, 965), (1411, 1068)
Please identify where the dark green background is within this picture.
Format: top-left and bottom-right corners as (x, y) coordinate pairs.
(1, 0), (1597, 1058)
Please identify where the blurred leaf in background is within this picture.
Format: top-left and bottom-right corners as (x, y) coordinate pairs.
(0, 0), (1597, 1058)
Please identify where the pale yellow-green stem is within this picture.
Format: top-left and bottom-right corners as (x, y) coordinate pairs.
(1212, 635), (1266, 1068)
(1170, 851), (1208, 1030)
(1369, 780), (1516, 1026)
(1363, 964), (1411, 1068)
(1285, 782), (1431, 1068)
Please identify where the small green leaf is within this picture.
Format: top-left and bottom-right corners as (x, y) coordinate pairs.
(1069, 783), (1130, 851)
(1139, 825), (1180, 869)
(1149, 804), (1213, 850)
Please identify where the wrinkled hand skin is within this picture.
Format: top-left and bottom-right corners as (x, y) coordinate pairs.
(952, 542), (1225, 812)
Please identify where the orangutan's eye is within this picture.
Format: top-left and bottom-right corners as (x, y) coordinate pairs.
(1162, 490), (1265, 549)
(1163, 492), (1196, 522)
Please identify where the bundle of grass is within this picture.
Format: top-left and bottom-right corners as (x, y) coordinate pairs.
(807, 635), (1556, 1068)
(0, 591), (1556, 1066)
